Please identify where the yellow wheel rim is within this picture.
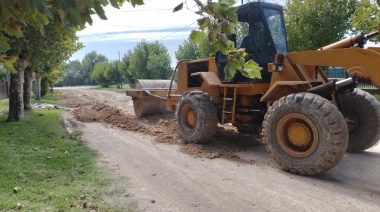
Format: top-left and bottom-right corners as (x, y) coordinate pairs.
(276, 114), (318, 158)
(187, 109), (196, 127)
(181, 104), (197, 130)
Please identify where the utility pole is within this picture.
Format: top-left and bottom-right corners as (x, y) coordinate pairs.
(118, 51), (122, 89)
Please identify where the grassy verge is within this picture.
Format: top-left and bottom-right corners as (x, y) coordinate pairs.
(374, 95), (380, 102)
(92, 84), (130, 93)
(0, 93), (137, 211)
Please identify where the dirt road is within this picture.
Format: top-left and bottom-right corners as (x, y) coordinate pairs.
(58, 87), (380, 212)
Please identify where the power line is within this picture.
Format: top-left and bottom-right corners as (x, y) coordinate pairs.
(158, 22), (197, 41)
(90, 22), (197, 32)
(91, 22), (165, 29)
(107, 8), (173, 13)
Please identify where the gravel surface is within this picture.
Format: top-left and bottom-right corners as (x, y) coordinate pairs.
(58, 87), (380, 212)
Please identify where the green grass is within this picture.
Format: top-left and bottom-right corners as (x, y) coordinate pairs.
(31, 92), (64, 108)
(0, 93), (138, 211)
(374, 95), (380, 102)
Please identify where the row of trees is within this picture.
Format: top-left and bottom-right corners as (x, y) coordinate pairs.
(92, 39), (172, 87)
(58, 40), (173, 88)
(1, 0), (147, 122)
(6, 23), (82, 122)
(285, 0), (380, 51)
(58, 52), (109, 87)
(175, 36), (211, 61)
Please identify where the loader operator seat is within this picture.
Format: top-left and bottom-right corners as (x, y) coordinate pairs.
(215, 51), (227, 81)
(215, 33), (236, 82)
(216, 2), (288, 84)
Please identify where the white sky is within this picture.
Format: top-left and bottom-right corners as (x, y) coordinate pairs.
(77, 0), (202, 42)
(77, 0), (286, 41)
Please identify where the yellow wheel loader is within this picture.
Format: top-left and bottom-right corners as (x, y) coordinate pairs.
(126, 2), (380, 175)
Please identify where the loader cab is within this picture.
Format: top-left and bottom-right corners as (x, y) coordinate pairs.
(216, 2), (288, 82)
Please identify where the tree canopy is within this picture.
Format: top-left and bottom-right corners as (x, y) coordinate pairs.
(127, 40), (172, 80)
(81, 51), (108, 85)
(175, 35), (211, 61)
(92, 62), (113, 87)
(0, 0), (143, 71)
(285, 0), (357, 52)
(350, 0), (380, 43)
(58, 60), (82, 86)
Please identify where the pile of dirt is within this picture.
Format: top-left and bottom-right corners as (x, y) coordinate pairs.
(180, 126), (261, 162)
(73, 102), (153, 134)
(60, 92), (262, 163)
(59, 94), (92, 108)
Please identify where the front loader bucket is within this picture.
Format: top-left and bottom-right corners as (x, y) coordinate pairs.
(126, 79), (176, 118)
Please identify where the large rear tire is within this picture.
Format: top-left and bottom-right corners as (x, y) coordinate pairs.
(262, 93), (348, 175)
(176, 91), (218, 143)
(340, 89), (380, 152)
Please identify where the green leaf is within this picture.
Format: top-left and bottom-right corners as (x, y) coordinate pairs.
(197, 17), (210, 31)
(225, 7), (238, 24)
(53, 9), (66, 28)
(241, 60), (263, 79)
(226, 40), (235, 52)
(173, 3), (183, 12)
(194, 0), (204, 7)
(224, 61), (241, 80)
(32, 0), (52, 17)
(64, 0), (78, 8)
(0, 37), (11, 53)
(35, 11), (50, 25)
(4, 23), (23, 38)
(234, 50), (246, 64)
(68, 8), (82, 26)
(208, 2), (225, 20)
(221, 21), (235, 35)
(0, 56), (17, 73)
(217, 33), (229, 47)
(109, 0), (120, 9)
(210, 41), (222, 54)
(81, 12), (93, 27)
(190, 30), (205, 44)
(94, 1), (107, 20)
(131, 0), (144, 7)
(218, 0), (235, 7)
(83, 0), (95, 7)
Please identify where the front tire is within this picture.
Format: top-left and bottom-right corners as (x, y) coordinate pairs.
(340, 89), (380, 152)
(262, 93), (348, 175)
(176, 91), (218, 143)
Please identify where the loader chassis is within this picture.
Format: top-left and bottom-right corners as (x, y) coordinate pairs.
(126, 2), (380, 176)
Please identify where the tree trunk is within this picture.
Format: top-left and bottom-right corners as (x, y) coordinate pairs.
(35, 74), (42, 100)
(7, 58), (28, 122)
(23, 67), (34, 110)
(50, 83), (54, 94)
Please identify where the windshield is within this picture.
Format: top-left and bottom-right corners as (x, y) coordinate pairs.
(263, 8), (288, 53)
